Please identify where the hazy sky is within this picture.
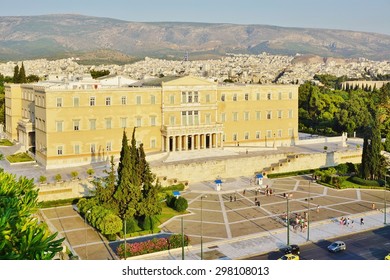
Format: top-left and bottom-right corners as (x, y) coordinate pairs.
(1, 0), (389, 35)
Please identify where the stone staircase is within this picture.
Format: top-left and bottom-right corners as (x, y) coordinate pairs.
(261, 154), (300, 175)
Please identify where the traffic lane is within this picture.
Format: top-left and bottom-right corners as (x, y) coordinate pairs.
(246, 226), (390, 260)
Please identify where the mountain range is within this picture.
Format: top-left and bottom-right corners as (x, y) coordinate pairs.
(0, 14), (390, 63)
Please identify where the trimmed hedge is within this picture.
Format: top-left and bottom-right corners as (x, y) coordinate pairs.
(348, 176), (382, 187)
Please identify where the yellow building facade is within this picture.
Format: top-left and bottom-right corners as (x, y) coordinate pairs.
(5, 76), (298, 169)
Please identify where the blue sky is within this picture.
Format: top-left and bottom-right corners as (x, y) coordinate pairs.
(1, 0), (389, 35)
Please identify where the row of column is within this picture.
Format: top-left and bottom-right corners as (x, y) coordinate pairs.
(164, 133), (223, 152)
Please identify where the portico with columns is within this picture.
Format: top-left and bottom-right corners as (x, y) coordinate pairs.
(161, 124), (224, 152)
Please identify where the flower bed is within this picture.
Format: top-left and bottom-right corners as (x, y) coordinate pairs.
(117, 234), (189, 258)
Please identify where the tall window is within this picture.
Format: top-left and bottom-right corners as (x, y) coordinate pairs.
(288, 128), (294, 137)
(170, 116), (175, 126)
(278, 110), (282, 119)
(120, 117), (127, 128)
(205, 113), (211, 125)
(136, 96), (142, 105)
(256, 93), (260, 100)
(278, 129), (282, 137)
(221, 94), (225, 101)
(194, 91), (199, 103)
(136, 117), (142, 127)
(267, 93), (272, 100)
(221, 113), (226, 122)
(150, 116), (156, 126)
(244, 132), (249, 140)
(266, 111), (272, 120)
(90, 144), (96, 153)
(256, 131), (261, 139)
(244, 93), (249, 101)
(194, 111), (199, 125)
(256, 111), (261, 120)
(233, 133), (237, 141)
(121, 96), (127, 105)
(56, 98), (63, 107)
(89, 119), (96, 130)
(170, 95), (175, 104)
(181, 111), (187, 126)
(150, 139), (156, 149)
(233, 112), (238, 122)
(105, 118), (112, 129)
(150, 95), (156, 104)
(278, 92), (282, 100)
(106, 142), (112, 152)
(105, 97), (111, 106)
(288, 109), (293, 119)
(73, 97), (79, 107)
(205, 94), (210, 103)
(56, 121), (63, 132)
(74, 144), (80, 155)
(89, 97), (95, 106)
(233, 93), (237, 101)
(73, 120), (80, 131)
(289, 92), (293, 100)
(57, 146), (63, 155)
(244, 112), (249, 121)
(188, 111), (193, 126)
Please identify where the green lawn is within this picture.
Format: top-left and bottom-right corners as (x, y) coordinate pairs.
(0, 139), (13, 146)
(6, 152), (34, 163)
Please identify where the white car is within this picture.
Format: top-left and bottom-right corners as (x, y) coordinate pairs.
(327, 241), (346, 252)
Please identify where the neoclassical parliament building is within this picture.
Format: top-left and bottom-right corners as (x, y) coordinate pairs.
(5, 76), (298, 169)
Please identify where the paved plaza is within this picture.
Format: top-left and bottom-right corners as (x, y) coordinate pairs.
(39, 175), (389, 260)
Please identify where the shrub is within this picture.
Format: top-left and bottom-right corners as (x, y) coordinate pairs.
(140, 216), (158, 231)
(124, 217), (140, 234)
(348, 176), (381, 187)
(168, 234), (190, 249)
(174, 197), (188, 212)
(87, 168), (95, 176)
(165, 194), (177, 208)
(54, 174), (62, 182)
(70, 171), (78, 180)
(38, 175), (47, 184)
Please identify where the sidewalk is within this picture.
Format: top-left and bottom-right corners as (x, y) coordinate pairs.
(139, 210), (388, 260)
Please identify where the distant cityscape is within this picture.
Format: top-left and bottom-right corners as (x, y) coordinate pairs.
(1, 53), (390, 85)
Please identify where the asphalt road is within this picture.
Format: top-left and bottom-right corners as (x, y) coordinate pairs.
(246, 226), (390, 260)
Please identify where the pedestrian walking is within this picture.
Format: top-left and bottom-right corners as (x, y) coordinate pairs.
(360, 217), (364, 225)
(229, 195), (233, 202)
(316, 205), (320, 213)
(243, 189), (246, 196)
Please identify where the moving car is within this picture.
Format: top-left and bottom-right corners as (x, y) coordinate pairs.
(385, 253), (390, 260)
(327, 241), (346, 252)
(278, 253), (300, 260)
(284, 244), (300, 255)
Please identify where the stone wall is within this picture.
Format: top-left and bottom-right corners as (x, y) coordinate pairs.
(37, 149), (362, 201)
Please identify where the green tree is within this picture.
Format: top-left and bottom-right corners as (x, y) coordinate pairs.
(18, 62), (27, 83)
(138, 143), (162, 217)
(0, 173), (64, 259)
(94, 156), (116, 209)
(114, 129), (141, 219)
(13, 65), (19, 83)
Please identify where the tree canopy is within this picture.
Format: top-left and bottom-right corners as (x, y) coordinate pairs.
(0, 172), (64, 259)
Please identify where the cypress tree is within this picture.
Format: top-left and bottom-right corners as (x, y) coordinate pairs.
(138, 143), (162, 217)
(13, 65), (19, 83)
(18, 62), (27, 83)
(114, 130), (141, 219)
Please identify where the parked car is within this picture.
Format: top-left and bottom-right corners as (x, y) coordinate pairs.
(284, 244), (300, 255)
(385, 253), (390, 260)
(278, 253), (300, 260)
(327, 241), (346, 252)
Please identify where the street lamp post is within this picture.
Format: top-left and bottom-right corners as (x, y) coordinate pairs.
(124, 217), (127, 260)
(307, 181), (311, 241)
(85, 210), (91, 260)
(200, 195), (207, 260)
(181, 216), (184, 260)
(385, 175), (388, 225)
(286, 193), (292, 246)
